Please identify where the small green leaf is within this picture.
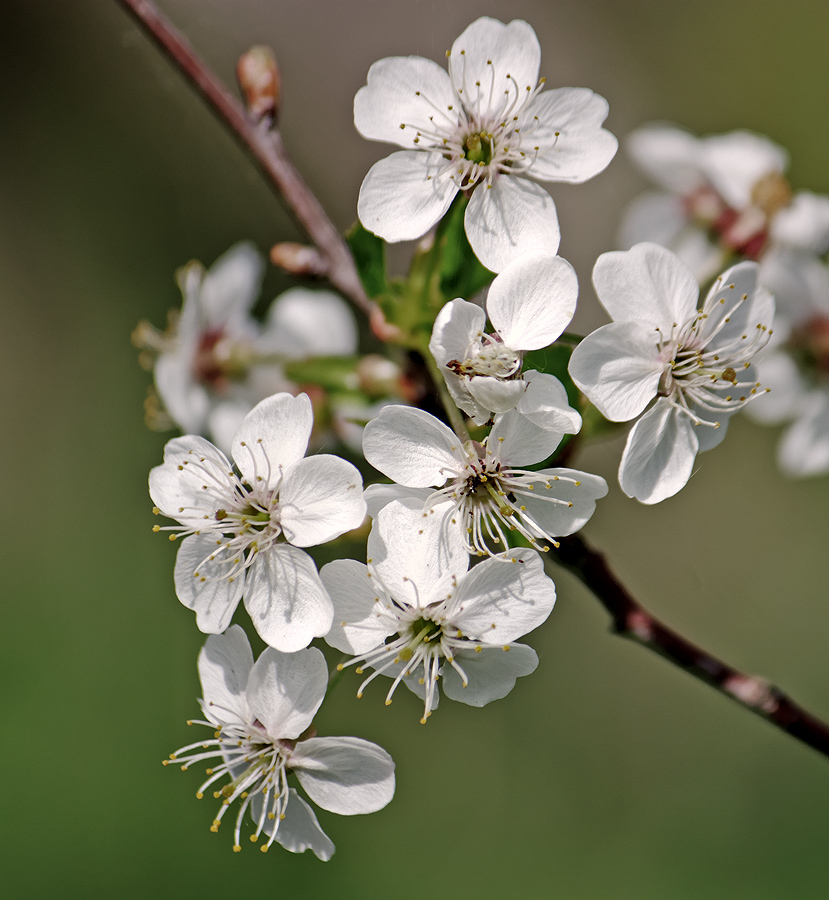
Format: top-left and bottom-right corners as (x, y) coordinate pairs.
(283, 355), (361, 393)
(346, 221), (388, 298)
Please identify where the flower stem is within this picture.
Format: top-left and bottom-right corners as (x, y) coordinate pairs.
(547, 535), (829, 760)
(421, 344), (471, 441)
(117, 0), (373, 319)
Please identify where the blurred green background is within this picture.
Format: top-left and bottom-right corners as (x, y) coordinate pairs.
(3, 1), (829, 897)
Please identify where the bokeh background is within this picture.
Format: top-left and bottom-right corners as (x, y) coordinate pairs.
(3, 1), (829, 897)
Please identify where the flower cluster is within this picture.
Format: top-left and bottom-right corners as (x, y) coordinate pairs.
(138, 11), (826, 868)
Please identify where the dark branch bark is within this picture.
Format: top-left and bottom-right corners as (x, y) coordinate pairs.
(551, 534), (829, 758)
(117, 0), (373, 317)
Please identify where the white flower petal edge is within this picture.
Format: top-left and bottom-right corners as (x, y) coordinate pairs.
(149, 392), (366, 651)
(354, 16), (616, 271)
(167, 628), (395, 857)
(321, 500), (555, 722)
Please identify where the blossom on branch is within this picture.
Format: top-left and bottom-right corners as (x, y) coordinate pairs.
(569, 243), (774, 503)
(354, 16), (617, 272)
(362, 405), (606, 556)
(134, 241), (358, 454)
(429, 253), (580, 425)
(149, 392), (366, 651)
(166, 626), (395, 858)
(322, 500), (555, 722)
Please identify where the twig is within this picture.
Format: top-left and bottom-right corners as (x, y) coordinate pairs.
(117, 0), (373, 318)
(550, 534), (829, 758)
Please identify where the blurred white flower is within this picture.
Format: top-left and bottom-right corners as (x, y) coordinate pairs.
(134, 242), (358, 454)
(429, 253), (580, 426)
(167, 626), (395, 858)
(569, 243), (774, 503)
(149, 392), (366, 651)
(322, 500), (555, 722)
(620, 124), (829, 285)
(355, 16), (617, 271)
(362, 405), (606, 556)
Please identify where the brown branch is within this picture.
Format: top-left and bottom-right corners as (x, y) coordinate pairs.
(117, 0), (373, 318)
(550, 534), (829, 758)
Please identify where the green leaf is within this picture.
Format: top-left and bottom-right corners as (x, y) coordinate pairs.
(436, 194), (495, 301)
(282, 355), (361, 393)
(346, 221), (388, 299)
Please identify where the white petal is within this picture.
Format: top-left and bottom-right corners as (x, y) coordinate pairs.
(525, 89), (617, 184)
(246, 645), (327, 740)
(517, 371), (582, 434)
(173, 535), (244, 633)
(291, 736), (395, 815)
(518, 468), (608, 537)
(244, 545), (334, 652)
(357, 151), (458, 242)
(321, 559), (398, 654)
(206, 399), (251, 458)
(467, 375), (526, 413)
(592, 243), (699, 328)
(441, 643), (538, 706)
(489, 409), (559, 466)
(617, 191), (687, 250)
(627, 124), (704, 193)
(486, 253), (577, 349)
(279, 455), (366, 547)
(465, 176), (560, 273)
(779, 391), (829, 477)
(428, 299), (488, 420)
(260, 288), (358, 358)
(568, 321), (662, 421)
(232, 392), (312, 490)
(154, 351), (208, 435)
(364, 483), (431, 519)
(771, 191), (829, 255)
(745, 352), (805, 425)
(449, 18), (540, 117)
(199, 242), (264, 329)
(700, 131), (787, 210)
(368, 499), (469, 610)
(197, 626), (253, 725)
(354, 55), (456, 146)
(149, 435), (233, 524)
(258, 789), (335, 860)
(618, 399), (699, 504)
(450, 549), (555, 643)
(363, 405), (465, 487)
(702, 262), (774, 352)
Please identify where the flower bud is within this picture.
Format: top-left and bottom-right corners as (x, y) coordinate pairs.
(269, 242), (328, 277)
(236, 45), (280, 124)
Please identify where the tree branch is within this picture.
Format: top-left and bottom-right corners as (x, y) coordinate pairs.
(117, 0), (373, 317)
(550, 534), (829, 758)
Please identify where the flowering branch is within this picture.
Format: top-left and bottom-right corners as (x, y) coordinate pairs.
(550, 535), (829, 759)
(117, 0), (373, 317)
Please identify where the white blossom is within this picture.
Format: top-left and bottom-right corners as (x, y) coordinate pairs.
(429, 253), (581, 426)
(355, 16), (617, 272)
(620, 124), (829, 284)
(569, 243), (774, 503)
(362, 405), (606, 556)
(166, 626), (395, 858)
(323, 500), (555, 722)
(134, 242), (358, 454)
(149, 392), (366, 651)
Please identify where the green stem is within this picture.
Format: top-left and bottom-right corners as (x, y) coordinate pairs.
(422, 345), (471, 441)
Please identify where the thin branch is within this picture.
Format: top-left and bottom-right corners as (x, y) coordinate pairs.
(549, 534), (829, 759)
(117, 0), (373, 317)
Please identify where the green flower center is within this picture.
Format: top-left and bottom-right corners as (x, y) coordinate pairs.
(462, 132), (493, 166)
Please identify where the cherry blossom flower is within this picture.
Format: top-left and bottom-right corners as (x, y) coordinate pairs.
(362, 405), (606, 556)
(166, 626), (395, 858)
(134, 241), (358, 454)
(354, 16), (617, 272)
(429, 253), (580, 426)
(149, 392), (366, 651)
(322, 500), (555, 722)
(620, 124), (829, 284)
(746, 256), (829, 476)
(569, 243), (774, 503)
